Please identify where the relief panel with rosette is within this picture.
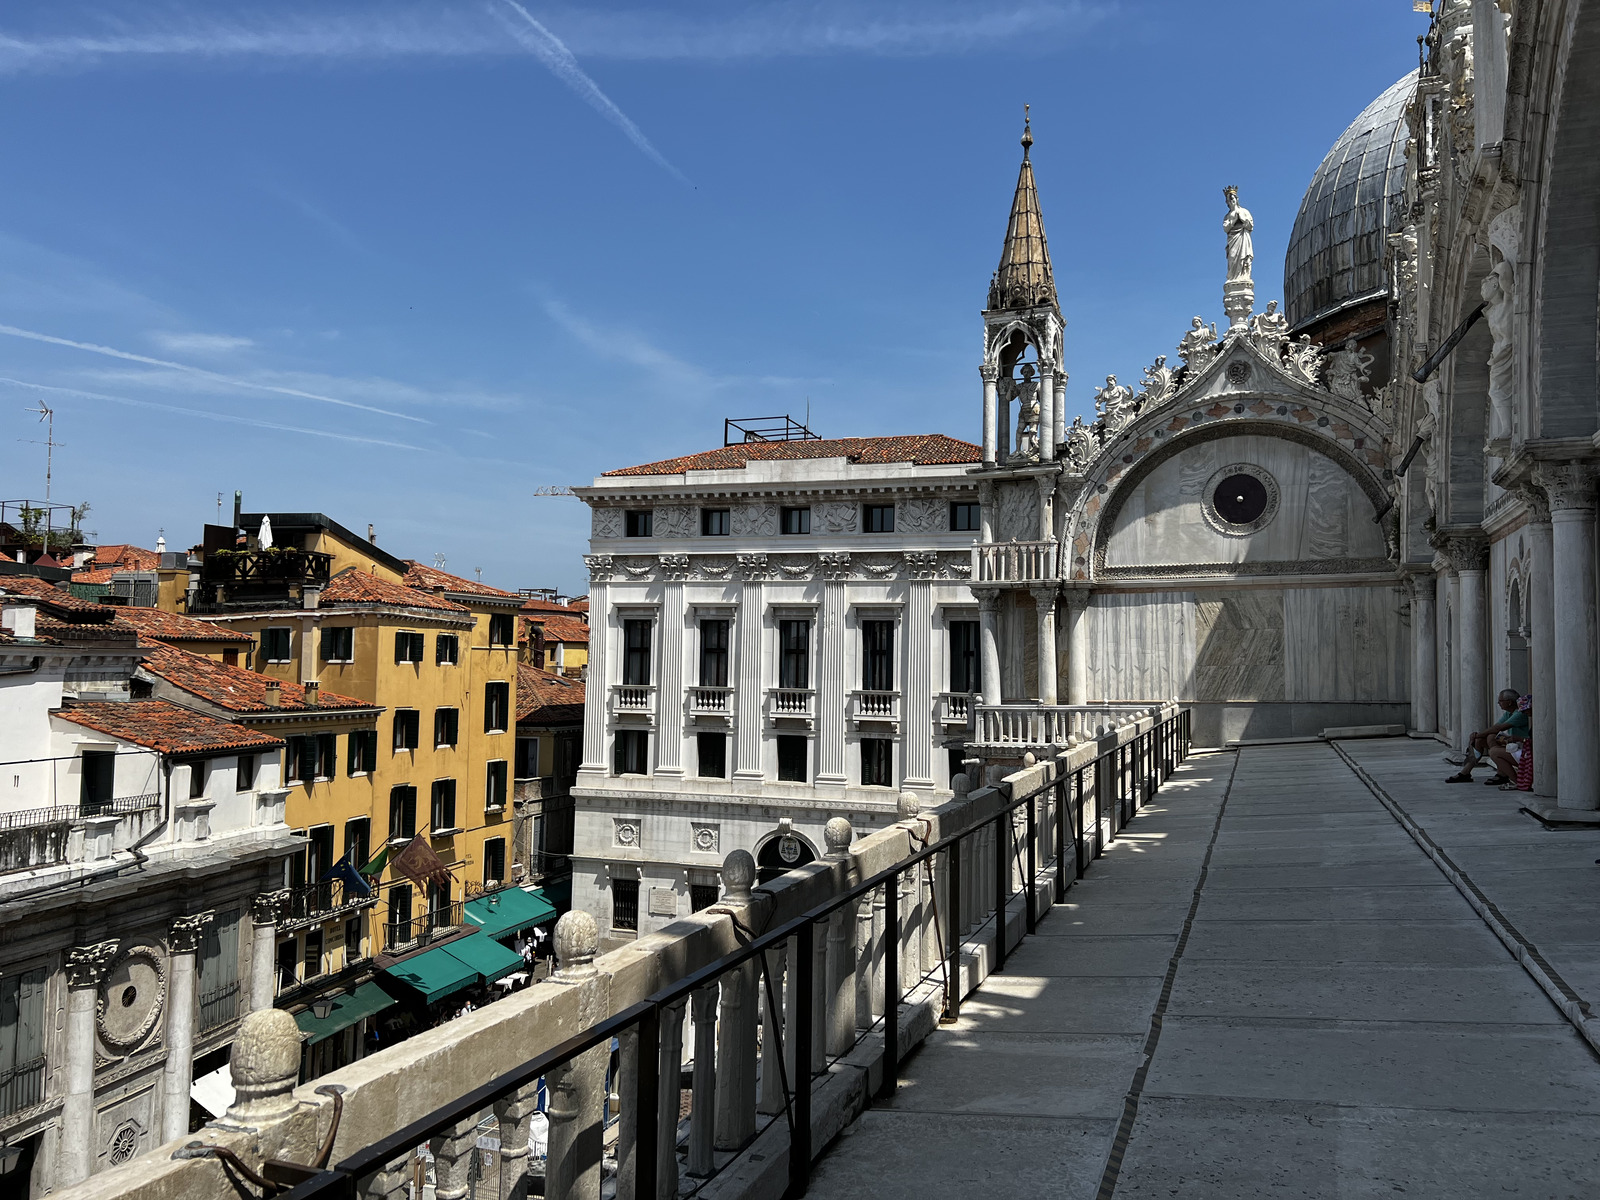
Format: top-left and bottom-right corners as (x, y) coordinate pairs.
(1200, 463), (1280, 537)
(98, 946), (167, 1054)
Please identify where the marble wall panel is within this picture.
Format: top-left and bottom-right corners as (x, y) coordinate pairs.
(1282, 585), (1409, 703)
(1085, 591), (1196, 701)
(997, 590), (1037, 701)
(1191, 590), (1286, 702)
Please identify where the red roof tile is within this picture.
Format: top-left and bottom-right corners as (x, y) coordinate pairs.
(55, 700), (284, 755)
(569, 597), (588, 612)
(116, 607), (253, 644)
(524, 613), (589, 645)
(92, 544), (160, 570)
(519, 596), (579, 615)
(138, 642), (371, 714)
(320, 567), (468, 613)
(402, 561), (518, 600)
(516, 664), (584, 724)
(601, 434), (983, 477)
(0, 574), (118, 618)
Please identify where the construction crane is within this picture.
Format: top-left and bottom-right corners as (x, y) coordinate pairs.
(530, 486), (577, 497)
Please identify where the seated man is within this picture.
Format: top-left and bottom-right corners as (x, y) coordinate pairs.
(1446, 690), (1530, 785)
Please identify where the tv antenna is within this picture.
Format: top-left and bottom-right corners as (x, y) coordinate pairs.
(19, 402), (61, 505)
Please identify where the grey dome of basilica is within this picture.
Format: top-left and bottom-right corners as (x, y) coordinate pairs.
(1283, 71), (1416, 331)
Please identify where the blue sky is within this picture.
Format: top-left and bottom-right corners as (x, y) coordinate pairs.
(0, 1), (1426, 594)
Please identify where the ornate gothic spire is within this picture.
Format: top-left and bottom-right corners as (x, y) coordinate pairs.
(988, 106), (1058, 312)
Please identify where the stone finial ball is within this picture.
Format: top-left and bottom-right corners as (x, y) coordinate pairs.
(1023, 752), (1037, 768)
(230, 1008), (301, 1089)
(721, 849), (756, 900)
(555, 910), (600, 969)
(897, 791), (922, 819)
(823, 817), (854, 857)
(950, 772), (971, 796)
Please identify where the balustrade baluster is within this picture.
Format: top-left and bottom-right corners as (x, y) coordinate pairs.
(757, 944), (787, 1116)
(686, 985), (717, 1177)
(714, 960), (757, 1151)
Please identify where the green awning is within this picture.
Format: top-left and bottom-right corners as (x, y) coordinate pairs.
(463, 887), (557, 939)
(382, 946), (479, 1004)
(294, 982), (397, 1044)
(442, 933), (525, 983)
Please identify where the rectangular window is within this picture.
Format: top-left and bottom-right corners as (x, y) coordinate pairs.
(431, 779), (458, 831)
(780, 506), (811, 535)
(236, 754), (256, 791)
(303, 929), (324, 979)
(347, 729), (378, 775)
(389, 786), (417, 840)
(344, 817), (370, 874)
(863, 503), (895, 533)
(434, 707), (460, 748)
(395, 631), (425, 664)
(779, 620), (810, 689)
(223, 648), (239, 668)
(315, 733), (338, 780)
(0, 967), (46, 1114)
(393, 710), (420, 752)
(515, 736), (540, 780)
(344, 915), (364, 965)
(613, 730), (649, 776)
(949, 620), (981, 693)
(307, 825), (335, 889)
(861, 738), (894, 787)
(489, 613), (516, 647)
(285, 737), (306, 785)
(612, 878), (639, 931)
(261, 627), (292, 662)
(697, 732), (727, 779)
(276, 939), (298, 992)
(701, 508), (731, 536)
(699, 619), (729, 687)
(486, 760), (508, 810)
(388, 884), (413, 947)
(777, 735), (809, 782)
(436, 633), (459, 664)
(189, 761), (207, 799)
(623, 620), (653, 686)
(690, 883), (719, 912)
(483, 838), (506, 885)
(198, 912), (241, 1032)
(950, 502), (981, 532)
(321, 626), (354, 662)
(625, 510), (653, 537)
(862, 620), (896, 691)
(484, 681), (510, 733)
(80, 749), (114, 812)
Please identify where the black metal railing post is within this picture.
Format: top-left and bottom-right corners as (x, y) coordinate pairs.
(1074, 770), (1086, 878)
(1025, 789), (1038, 936)
(1054, 775), (1068, 903)
(945, 838), (962, 1022)
(790, 920), (814, 1197)
(993, 811), (1008, 972)
(632, 1005), (659, 1200)
(878, 874), (900, 1101)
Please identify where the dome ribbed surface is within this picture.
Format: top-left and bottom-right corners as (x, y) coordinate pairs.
(1283, 72), (1416, 330)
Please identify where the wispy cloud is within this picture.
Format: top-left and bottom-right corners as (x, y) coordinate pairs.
(0, 323), (427, 422)
(149, 331), (254, 354)
(0, 377), (427, 451)
(541, 299), (720, 390)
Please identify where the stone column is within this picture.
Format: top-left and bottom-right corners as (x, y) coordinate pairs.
(1051, 368), (1066, 453)
(162, 912), (214, 1144)
(430, 1118), (479, 1200)
(249, 890), (288, 1011)
(1031, 585), (1059, 705)
(978, 481), (996, 544)
(546, 913), (606, 1200)
(757, 942), (787, 1116)
(493, 1084), (541, 1200)
(1038, 370), (1055, 463)
(1435, 572), (1452, 740)
(60, 941), (118, 1187)
(657, 1000), (686, 1200)
(1448, 539), (1490, 746)
(903, 553), (936, 789)
(655, 558), (689, 777)
(615, 1025), (642, 1199)
(687, 985), (718, 1176)
(580, 556), (614, 771)
(1062, 587), (1090, 706)
(975, 588), (1002, 708)
(1534, 464), (1599, 809)
(981, 365), (999, 465)
(852, 898), (872, 1033)
(1446, 569), (1463, 747)
(733, 555), (768, 781)
(715, 851), (757, 1151)
(1519, 485), (1557, 796)
(817, 554), (851, 785)
(1409, 574), (1438, 735)
(829, 901), (858, 1053)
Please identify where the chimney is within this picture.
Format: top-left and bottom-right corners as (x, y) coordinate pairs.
(433, 584), (447, 597)
(368, 523), (377, 545)
(1, 603), (37, 640)
(303, 681), (320, 708)
(264, 680), (282, 708)
(302, 586), (321, 611)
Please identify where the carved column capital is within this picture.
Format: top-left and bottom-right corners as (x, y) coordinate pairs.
(170, 911), (215, 955)
(979, 363), (1000, 384)
(66, 940), (120, 989)
(735, 553), (771, 582)
(1061, 586), (1092, 615)
(251, 889), (290, 927)
(584, 554), (616, 583)
(659, 554), (692, 581)
(1531, 463), (1599, 513)
(972, 586), (1001, 612)
(1438, 535), (1489, 574)
(1513, 483), (1552, 525)
(818, 551), (852, 580)
(1028, 583), (1060, 607)
(903, 551), (938, 580)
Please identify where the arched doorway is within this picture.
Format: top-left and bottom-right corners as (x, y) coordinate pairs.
(756, 832), (816, 885)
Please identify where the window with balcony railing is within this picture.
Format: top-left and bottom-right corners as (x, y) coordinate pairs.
(623, 620), (653, 686)
(699, 619), (729, 687)
(862, 619), (895, 691)
(949, 620), (980, 694)
(779, 619), (810, 689)
(0, 967), (45, 1116)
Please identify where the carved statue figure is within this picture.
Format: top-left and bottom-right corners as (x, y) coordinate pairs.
(1177, 317), (1218, 374)
(1249, 301), (1290, 360)
(1093, 374), (1137, 436)
(1482, 258), (1516, 441)
(1137, 355), (1175, 407)
(1323, 338), (1375, 403)
(1012, 363), (1041, 459)
(1285, 334), (1325, 386)
(1223, 186), (1254, 285)
(1064, 415), (1097, 471)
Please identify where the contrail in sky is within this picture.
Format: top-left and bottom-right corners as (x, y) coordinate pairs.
(0, 377), (427, 451)
(495, 0), (689, 184)
(0, 323), (427, 422)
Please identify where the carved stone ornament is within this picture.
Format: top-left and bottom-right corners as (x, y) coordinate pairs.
(818, 551), (852, 581)
(97, 945), (167, 1053)
(904, 550), (939, 580)
(732, 502), (778, 538)
(898, 497), (943, 534)
(1438, 535), (1489, 574)
(816, 501), (858, 534)
(1093, 375), (1137, 438)
(691, 823), (720, 854)
(1226, 360), (1252, 386)
(973, 586), (1001, 611)
(1137, 356), (1176, 408)
(939, 552), (972, 578)
(1177, 317), (1219, 377)
(584, 554), (617, 583)
(856, 555), (900, 578)
(735, 553), (772, 582)
(1200, 463), (1280, 538)
(659, 554), (693, 581)
(617, 558), (654, 579)
(654, 506), (695, 539)
(1531, 463), (1599, 512)
(592, 508), (624, 539)
(169, 911), (215, 956)
(1249, 301), (1290, 359)
(1064, 416), (1097, 472)
(1514, 483), (1551, 526)
(695, 556), (733, 580)
(251, 889), (290, 927)
(614, 819), (641, 848)
(66, 940), (121, 989)
(1323, 339), (1375, 404)
(1284, 335), (1325, 387)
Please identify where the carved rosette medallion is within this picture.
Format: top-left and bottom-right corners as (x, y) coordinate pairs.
(97, 945), (167, 1054)
(1200, 463), (1280, 538)
(690, 823), (720, 854)
(613, 819), (641, 848)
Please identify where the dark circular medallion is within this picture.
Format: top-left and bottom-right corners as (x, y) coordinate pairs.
(1213, 473), (1270, 525)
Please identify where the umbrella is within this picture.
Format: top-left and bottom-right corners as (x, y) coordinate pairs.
(258, 515), (274, 549)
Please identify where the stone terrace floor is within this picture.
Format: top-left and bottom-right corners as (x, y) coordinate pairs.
(806, 739), (1600, 1199)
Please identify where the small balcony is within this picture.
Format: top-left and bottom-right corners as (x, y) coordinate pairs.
(0, 1056), (45, 1118)
(688, 686), (734, 721)
(383, 900), (465, 954)
(0, 794), (165, 878)
(972, 540), (1060, 585)
(609, 684), (657, 722)
(850, 689), (901, 731)
(766, 687), (816, 728)
(971, 703), (1163, 750)
(198, 981), (241, 1033)
(936, 691), (974, 729)
(191, 547), (334, 611)
(279, 879), (378, 933)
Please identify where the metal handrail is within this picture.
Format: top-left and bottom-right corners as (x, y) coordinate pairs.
(274, 708), (1192, 1200)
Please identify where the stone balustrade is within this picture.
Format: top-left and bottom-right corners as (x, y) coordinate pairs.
(973, 702), (1164, 750)
(60, 705), (1182, 1200)
(971, 540), (1059, 584)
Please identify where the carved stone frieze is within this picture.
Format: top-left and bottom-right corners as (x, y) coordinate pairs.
(654, 506), (695, 539)
(591, 508), (624, 539)
(816, 501), (859, 534)
(897, 497), (944, 534)
(731, 502), (778, 538)
(772, 556), (815, 579)
(696, 556), (734, 580)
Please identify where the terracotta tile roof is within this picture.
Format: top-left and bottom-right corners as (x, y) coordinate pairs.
(0, 550), (12, 562)
(320, 567), (468, 613)
(70, 566), (121, 585)
(516, 664), (585, 724)
(520, 596), (579, 615)
(0, 574), (118, 619)
(0, 626), (58, 645)
(34, 614), (138, 644)
(569, 597), (588, 612)
(601, 434), (983, 477)
(116, 607), (253, 644)
(402, 561), (518, 600)
(138, 642), (371, 714)
(524, 613), (589, 644)
(91, 544), (160, 570)
(55, 700), (284, 755)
